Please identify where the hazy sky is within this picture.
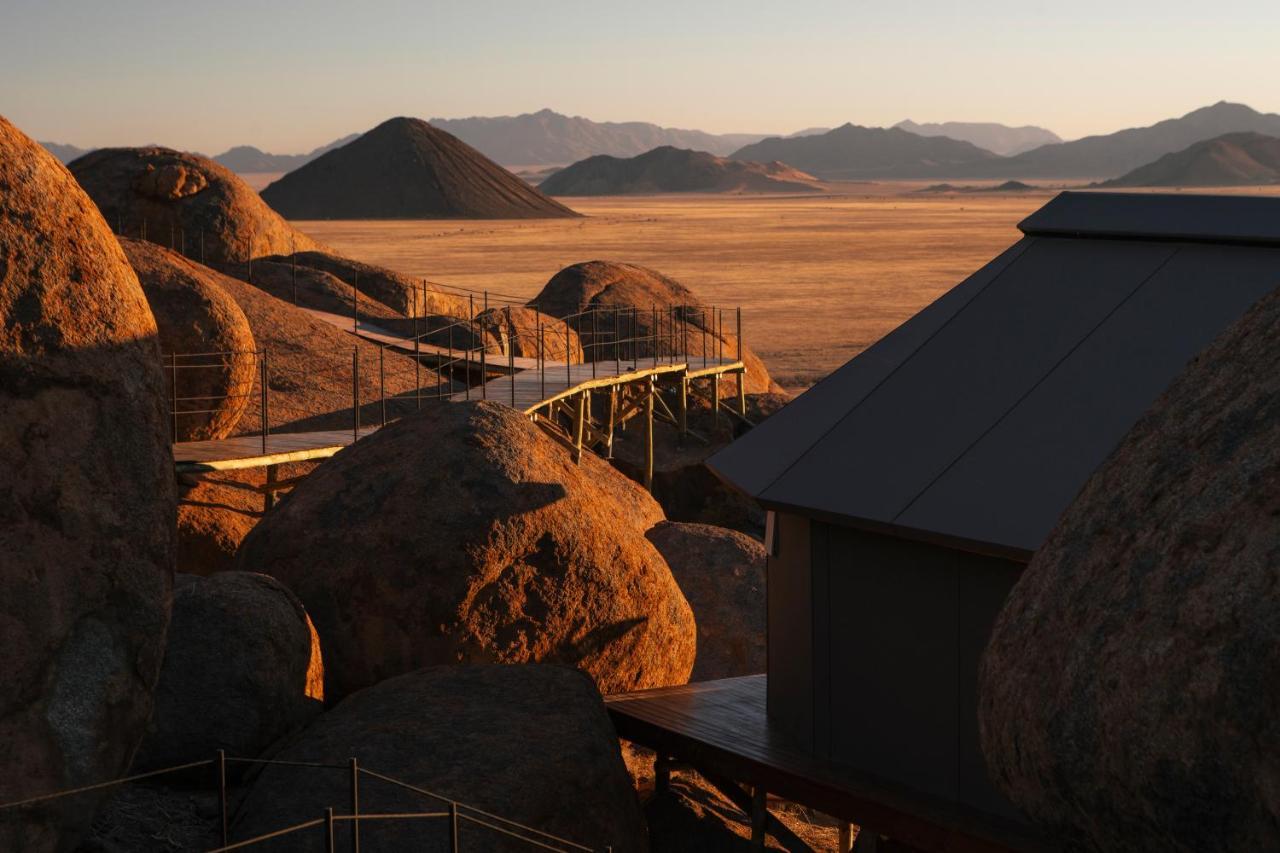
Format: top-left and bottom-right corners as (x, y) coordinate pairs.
(3, 0), (1278, 154)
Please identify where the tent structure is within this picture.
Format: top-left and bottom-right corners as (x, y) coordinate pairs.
(705, 191), (1280, 832)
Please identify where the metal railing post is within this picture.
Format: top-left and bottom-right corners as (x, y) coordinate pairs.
(379, 345), (386, 427)
(737, 306), (743, 361)
(170, 354), (179, 443)
(591, 308), (597, 377)
(291, 242), (298, 305)
(509, 322), (516, 408)
(565, 318), (570, 388)
(217, 749), (228, 848)
(352, 277), (358, 333)
(718, 307), (724, 364)
(260, 352), (268, 453)
(615, 307), (621, 375)
(480, 314), (487, 400)
(413, 287), (421, 410)
(352, 347), (360, 442)
(324, 807), (336, 853)
(652, 304), (658, 368)
(349, 758), (360, 853)
(450, 802), (459, 853)
(702, 307), (708, 368)
(540, 325), (545, 400)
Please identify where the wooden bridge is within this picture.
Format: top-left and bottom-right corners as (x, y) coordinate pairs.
(171, 300), (749, 504)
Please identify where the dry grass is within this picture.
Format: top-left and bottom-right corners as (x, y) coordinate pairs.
(292, 184), (1280, 393)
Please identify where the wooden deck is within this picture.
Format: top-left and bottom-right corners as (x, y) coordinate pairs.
(173, 428), (378, 473)
(606, 676), (1056, 853)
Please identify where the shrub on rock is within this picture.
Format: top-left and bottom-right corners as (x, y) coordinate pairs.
(233, 665), (647, 852)
(0, 114), (175, 851)
(237, 400), (695, 700)
(980, 286), (1280, 851)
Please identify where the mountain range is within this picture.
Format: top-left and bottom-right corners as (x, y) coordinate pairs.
(1102, 132), (1280, 187)
(426, 109), (767, 165)
(539, 146), (821, 195)
(731, 124), (1000, 179)
(894, 119), (1061, 156)
(212, 135), (360, 173)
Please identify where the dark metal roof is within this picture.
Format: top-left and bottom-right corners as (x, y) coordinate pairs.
(709, 192), (1280, 557)
(1019, 191), (1280, 247)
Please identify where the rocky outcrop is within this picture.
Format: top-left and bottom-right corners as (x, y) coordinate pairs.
(120, 239), (256, 440)
(68, 146), (321, 263)
(477, 305), (584, 363)
(237, 401), (694, 700)
(530, 261), (781, 395)
(646, 522), (766, 681)
(132, 573), (323, 774)
(265, 250), (467, 318)
(176, 471), (264, 576)
(233, 665), (646, 852)
(233, 258), (404, 324)
(0, 115), (175, 851)
(980, 286), (1280, 851)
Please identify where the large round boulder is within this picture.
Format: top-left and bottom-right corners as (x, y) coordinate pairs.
(477, 305), (584, 363)
(236, 400), (694, 700)
(132, 573), (323, 774)
(979, 286), (1280, 851)
(267, 250), (467, 318)
(646, 522), (766, 682)
(121, 238), (256, 440)
(0, 115), (175, 850)
(529, 261), (782, 395)
(68, 146), (320, 264)
(176, 472), (264, 576)
(233, 665), (647, 852)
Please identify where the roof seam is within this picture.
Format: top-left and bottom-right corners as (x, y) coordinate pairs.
(888, 244), (1184, 528)
(756, 239), (1033, 502)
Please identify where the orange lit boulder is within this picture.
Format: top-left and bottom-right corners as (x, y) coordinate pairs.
(530, 261), (782, 395)
(236, 401), (694, 700)
(131, 573), (323, 775)
(0, 115), (175, 851)
(477, 305), (585, 363)
(269, 250), (466, 317)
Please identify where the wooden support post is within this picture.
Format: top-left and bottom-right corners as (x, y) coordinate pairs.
(838, 822), (854, 853)
(678, 375), (688, 444)
(750, 786), (767, 850)
(644, 377), (655, 491)
(573, 390), (586, 464)
(264, 464), (278, 511)
(654, 754), (672, 793)
(737, 368), (747, 417)
(712, 373), (721, 427)
(606, 386), (617, 459)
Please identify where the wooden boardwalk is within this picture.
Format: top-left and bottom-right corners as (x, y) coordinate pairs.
(606, 676), (1055, 853)
(173, 428), (379, 473)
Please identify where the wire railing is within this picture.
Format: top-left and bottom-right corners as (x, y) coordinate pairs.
(166, 296), (745, 444)
(0, 750), (606, 853)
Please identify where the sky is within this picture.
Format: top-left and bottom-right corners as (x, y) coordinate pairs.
(3, 0), (1278, 154)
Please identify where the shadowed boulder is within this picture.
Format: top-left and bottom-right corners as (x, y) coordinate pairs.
(132, 573), (323, 776)
(68, 146), (320, 263)
(980, 286), (1280, 851)
(120, 238), (256, 440)
(233, 665), (646, 852)
(530, 260), (782, 395)
(0, 114), (175, 851)
(646, 522), (766, 682)
(236, 400), (695, 700)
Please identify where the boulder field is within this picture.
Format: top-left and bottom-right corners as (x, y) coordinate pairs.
(980, 285), (1280, 851)
(0, 114), (175, 851)
(237, 400), (696, 700)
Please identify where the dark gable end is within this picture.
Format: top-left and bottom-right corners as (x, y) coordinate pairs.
(709, 192), (1280, 558)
